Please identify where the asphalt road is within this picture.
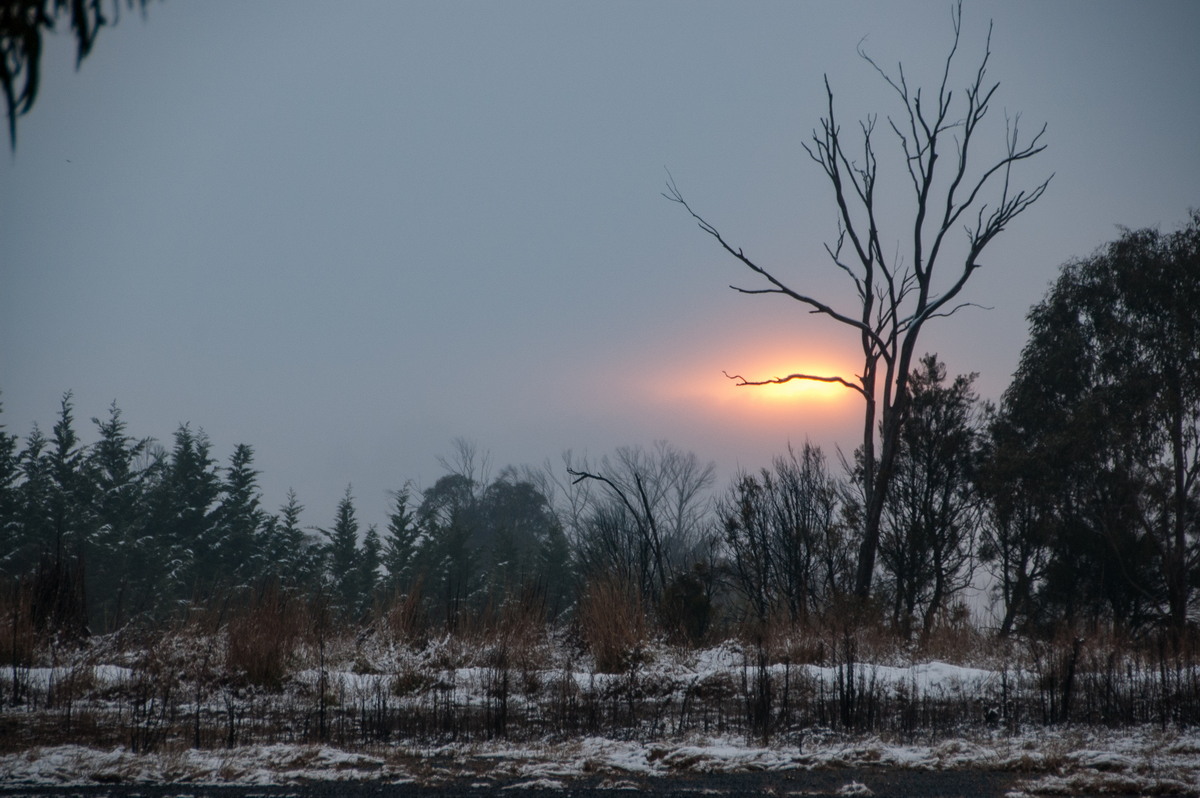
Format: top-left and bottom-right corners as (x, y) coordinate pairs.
(0, 768), (1035, 797)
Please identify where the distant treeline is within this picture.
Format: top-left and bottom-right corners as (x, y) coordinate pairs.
(1, 214), (1198, 641)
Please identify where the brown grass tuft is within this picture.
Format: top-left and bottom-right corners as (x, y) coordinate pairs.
(225, 583), (306, 688)
(578, 574), (647, 673)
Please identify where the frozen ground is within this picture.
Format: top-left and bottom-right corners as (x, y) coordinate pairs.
(3, 727), (1200, 795)
(3, 637), (1199, 795)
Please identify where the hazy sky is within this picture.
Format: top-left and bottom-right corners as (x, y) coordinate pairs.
(3, 1), (1198, 529)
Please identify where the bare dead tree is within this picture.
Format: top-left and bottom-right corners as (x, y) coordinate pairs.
(666, 3), (1050, 598)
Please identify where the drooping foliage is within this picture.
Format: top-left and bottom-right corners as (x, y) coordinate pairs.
(1, 0), (154, 149)
(984, 212), (1200, 633)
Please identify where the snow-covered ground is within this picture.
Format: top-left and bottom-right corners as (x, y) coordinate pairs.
(4, 728), (1200, 795)
(2, 635), (1198, 795)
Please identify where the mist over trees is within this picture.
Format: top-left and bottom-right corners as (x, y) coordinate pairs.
(2, 213), (1197, 643)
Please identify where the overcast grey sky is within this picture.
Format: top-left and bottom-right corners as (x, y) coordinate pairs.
(3, 1), (1198, 529)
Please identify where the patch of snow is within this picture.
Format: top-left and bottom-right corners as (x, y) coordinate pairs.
(504, 777), (567, 790)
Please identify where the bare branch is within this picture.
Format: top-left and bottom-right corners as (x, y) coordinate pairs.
(724, 370), (868, 400)
(924, 300), (993, 320)
(664, 172), (892, 357)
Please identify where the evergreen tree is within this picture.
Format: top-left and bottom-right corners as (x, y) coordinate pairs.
(47, 392), (91, 561)
(0, 396), (23, 579)
(879, 356), (983, 638)
(11, 425), (53, 577)
(87, 401), (153, 630)
(416, 473), (480, 626)
(988, 212), (1200, 632)
(358, 523), (381, 613)
(149, 425), (221, 604)
(382, 485), (420, 596)
(478, 473), (571, 613)
(322, 486), (361, 616)
(269, 488), (321, 589)
(212, 443), (267, 591)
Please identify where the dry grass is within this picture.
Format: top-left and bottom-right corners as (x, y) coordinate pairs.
(381, 582), (427, 647)
(225, 584), (306, 689)
(9, 582), (1200, 752)
(578, 574), (647, 673)
(0, 579), (35, 668)
(918, 603), (990, 663)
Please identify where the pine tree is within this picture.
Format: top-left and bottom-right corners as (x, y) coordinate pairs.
(213, 443), (267, 591)
(87, 401), (153, 631)
(47, 392), (91, 561)
(149, 425), (221, 604)
(269, 488), (321, 589)
(11, 425), (53, 577)
(0, 396), (23, 580)
(382, 485), (420, 597)
(358, 523), (381, 613)
(323, 486), (360, 616)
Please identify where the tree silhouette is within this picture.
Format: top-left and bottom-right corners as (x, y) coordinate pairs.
(1, 0), (152, 149)
(992, 211), (1200, 633)
(879, 355), (983, 638)
(666, 2), (1049, 598)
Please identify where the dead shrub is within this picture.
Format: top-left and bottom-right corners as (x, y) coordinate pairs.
(659, 565), (714, 646)
(578, 574), (647, 673)
(0, 578), (36, 668)
(919, 602), (987, 662)
(225, 583), (305, 689)
(382, 581), (427, 647)
(490, 589), (554, 697)
(754, 612), (828, 666)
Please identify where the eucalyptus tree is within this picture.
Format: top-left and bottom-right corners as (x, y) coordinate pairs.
(990, 212), (1200, 632)
(666, 3), (1049, 598)
(1, 0), (154, 148)
(479, 467), (573, 615)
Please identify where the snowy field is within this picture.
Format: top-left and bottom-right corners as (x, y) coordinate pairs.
(5, 728), (1200, 796)
(3, 635), (1200, 795)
